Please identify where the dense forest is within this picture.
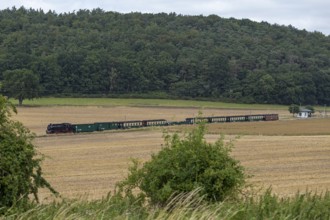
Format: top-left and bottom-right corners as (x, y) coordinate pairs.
(1, 7), (330, 105)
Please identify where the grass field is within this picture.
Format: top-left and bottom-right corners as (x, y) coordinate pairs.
(10, 101), (330, 203)
(14, 97), (288, 109)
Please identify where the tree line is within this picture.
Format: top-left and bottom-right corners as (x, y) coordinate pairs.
(1, 7), (330, 105)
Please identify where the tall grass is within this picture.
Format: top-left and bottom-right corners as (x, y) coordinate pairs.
(2, 189), (329, 219)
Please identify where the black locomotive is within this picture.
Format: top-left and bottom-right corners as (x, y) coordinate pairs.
(46, 123), (74, 134)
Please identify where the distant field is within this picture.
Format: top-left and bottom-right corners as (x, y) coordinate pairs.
(173, 118), (330, 136)
(14, 97), (287, 110)
(11, 105), (330, 202)
(13, 105), (288, 136)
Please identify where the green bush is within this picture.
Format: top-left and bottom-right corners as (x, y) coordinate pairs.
(117, 120), (246, 206)
(288, 104), (300, 116)
(0, 95), (57, 213)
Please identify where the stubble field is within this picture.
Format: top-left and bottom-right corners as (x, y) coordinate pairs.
(13, 106), (330, 202)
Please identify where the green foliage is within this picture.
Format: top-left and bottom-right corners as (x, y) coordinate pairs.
(1, 7), (330, 105)
(2, 69), (40, 105)
(288, 104), (300, 116)
(117, 121), (246, 206)
(2, 189), (329, 219)
(2, 194), (148, 220)
(11, 97), (287, 110)
(305, 105), (315, 113)
(0, 95), (16, 125)
(0, 95), (57, 213)
(232, 189), (330, 220)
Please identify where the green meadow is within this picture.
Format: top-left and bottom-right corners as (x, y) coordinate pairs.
(16, 97), (286, 110)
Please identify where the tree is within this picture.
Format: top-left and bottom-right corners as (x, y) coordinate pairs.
(108, 67), (118, 93)
(31, 55), (63, 96)
(0, 95), (57, 212)
(288, 104), (300, 116)
(2, 69), (40, 105)
(242, 71), (276, 103)
(305, 105), (315, 114)
(202, 51), (230, 97)
(117, 121), (246, 206)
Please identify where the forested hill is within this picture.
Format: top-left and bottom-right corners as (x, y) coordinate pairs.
(1, 7), (330, 105)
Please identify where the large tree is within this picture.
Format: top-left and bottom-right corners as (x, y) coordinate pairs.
(2, 69), (40, 105)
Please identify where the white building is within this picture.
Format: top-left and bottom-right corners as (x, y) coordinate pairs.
(297, 108), (312, 118)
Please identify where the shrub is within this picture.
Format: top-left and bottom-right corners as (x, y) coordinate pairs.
(117, 120), (246, 206)
(0, 95), (57, 212)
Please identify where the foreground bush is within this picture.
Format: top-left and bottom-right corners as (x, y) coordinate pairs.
(117, 121), (246, 206)
(0, 95), (57, 213)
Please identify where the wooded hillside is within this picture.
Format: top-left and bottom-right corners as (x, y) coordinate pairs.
(1, 7), (330, 105)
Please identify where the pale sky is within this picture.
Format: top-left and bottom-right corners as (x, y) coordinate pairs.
(1, 0), (329, 36)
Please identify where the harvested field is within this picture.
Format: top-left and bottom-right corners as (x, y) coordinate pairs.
(176, 118), (330, 136)
(11, 106), (330, 202)
(35, 131), (330, 202)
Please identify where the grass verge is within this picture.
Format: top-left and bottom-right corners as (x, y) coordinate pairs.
(3, 189), (329, 219)
(14, 97), (286, 110)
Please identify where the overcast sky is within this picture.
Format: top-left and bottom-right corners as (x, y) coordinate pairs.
(1, 0), (329, 36)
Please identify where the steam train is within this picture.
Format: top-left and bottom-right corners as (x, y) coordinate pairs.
(46, 114), (279, 134)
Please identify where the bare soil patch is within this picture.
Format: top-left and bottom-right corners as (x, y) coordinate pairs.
(11, 106), (330, 201)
